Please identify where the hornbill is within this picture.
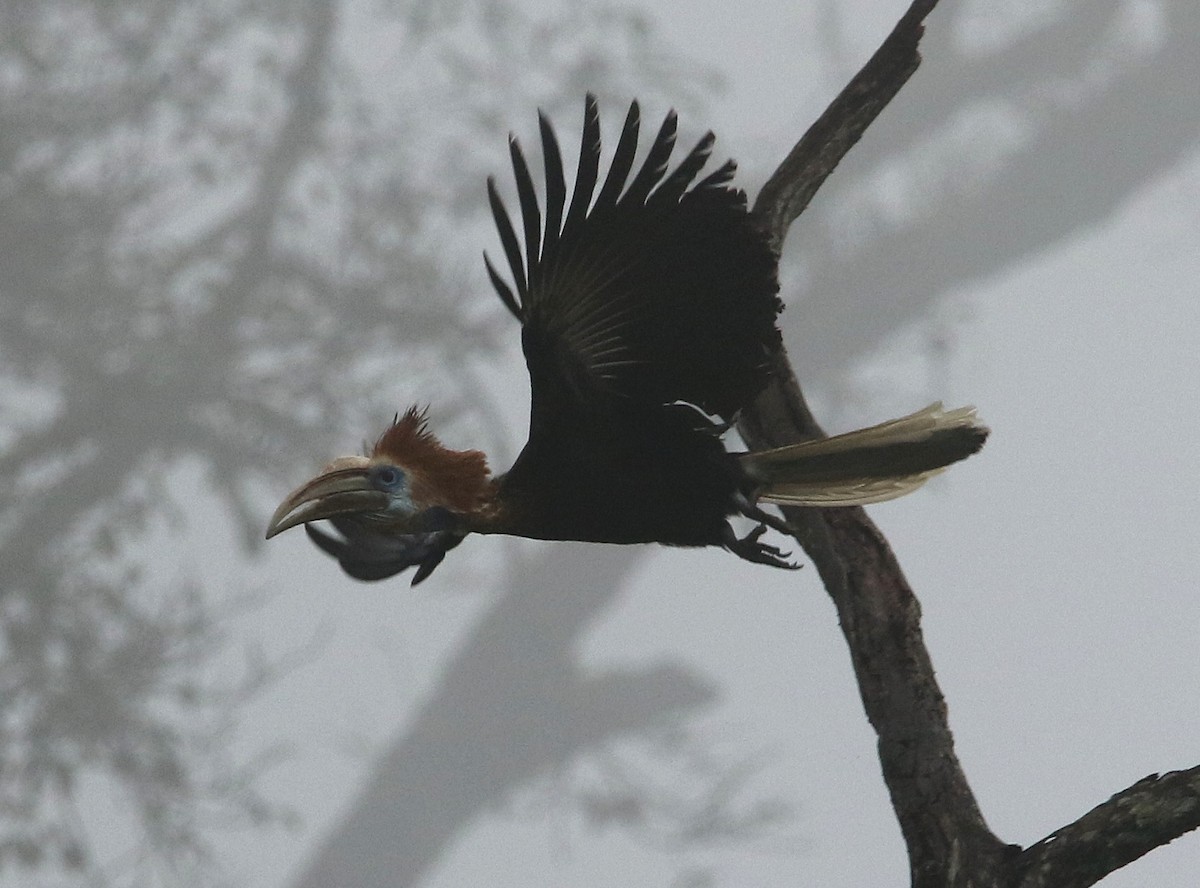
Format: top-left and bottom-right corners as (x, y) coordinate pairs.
(266, 97), (988, 584)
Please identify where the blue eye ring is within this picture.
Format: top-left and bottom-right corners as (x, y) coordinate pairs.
(369, 464), (406, 491)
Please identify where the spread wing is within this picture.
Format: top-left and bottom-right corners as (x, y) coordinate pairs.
(483, 95), (782, 430)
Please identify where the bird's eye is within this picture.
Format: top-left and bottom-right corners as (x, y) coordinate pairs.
(369, 465), (406, 491)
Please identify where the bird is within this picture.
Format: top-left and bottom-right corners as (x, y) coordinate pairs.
(265, 96), (988, 584)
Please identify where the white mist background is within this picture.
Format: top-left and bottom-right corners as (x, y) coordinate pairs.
(4, 1), (1195, 886)
(249, 3), (1200, 887)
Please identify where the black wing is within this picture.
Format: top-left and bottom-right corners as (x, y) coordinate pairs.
(484, 95), (782, 426)
(306, 520), (463, 586)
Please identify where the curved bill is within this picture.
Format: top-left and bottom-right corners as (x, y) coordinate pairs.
(265, 468), (389, 540)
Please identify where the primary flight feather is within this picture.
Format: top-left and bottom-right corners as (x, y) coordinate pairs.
(266, 96), (988, 584)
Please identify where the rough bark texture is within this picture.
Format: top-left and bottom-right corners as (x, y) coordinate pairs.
(753, 0), (937, 256)
(740, 0), (1199, 885)
(1014, 767), (1200, 888)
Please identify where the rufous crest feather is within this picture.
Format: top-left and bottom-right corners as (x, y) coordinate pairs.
(372, 407), (492, 513)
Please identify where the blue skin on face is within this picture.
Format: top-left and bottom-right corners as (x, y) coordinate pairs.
(367, 464), (415, 516)
(365, 464), (457, 533)
(369, 464), (406, 491)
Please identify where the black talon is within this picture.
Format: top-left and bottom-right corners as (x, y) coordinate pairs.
(721, 522), (801, 570)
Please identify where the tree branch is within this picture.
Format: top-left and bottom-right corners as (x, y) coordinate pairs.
(743, 1), (1200, 885)
(752, 0), (937, 254)
(743, 1), (984, 886)
(786, 0), (1200, 396)
(745, 10), (1015, 885)
(1015, 767), (1200, 888)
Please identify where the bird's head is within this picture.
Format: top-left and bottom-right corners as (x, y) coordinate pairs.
(265, 407), (491, 540)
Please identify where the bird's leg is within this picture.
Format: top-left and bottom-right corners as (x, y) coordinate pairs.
(721, 522), (800, 570)
(732, 491), (795, 538)
(669, 401), (736, 436)
(702, 413), (737, 436)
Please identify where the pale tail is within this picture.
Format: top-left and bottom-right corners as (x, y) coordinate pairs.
(740, 403), (988, 507)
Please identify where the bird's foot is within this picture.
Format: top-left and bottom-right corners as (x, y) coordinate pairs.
(722, 523), (800, 570)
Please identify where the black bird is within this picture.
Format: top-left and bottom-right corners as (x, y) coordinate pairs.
(266, 96), (987, 583)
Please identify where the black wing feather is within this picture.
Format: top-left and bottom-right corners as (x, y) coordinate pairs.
(486, 175), (527, 299)
(305, 521), (463, 586)
(485, 96), (781, 423)
(484, 251), (522, 319)
(539, 112), (566, 257)
(508, 137), (541, 284)
(696, 158), (737, 190)
(652, 131), (714, 206)
(621, 110), (677, 207)
(592, 101), (640, 212)
(562, 95), (601, 240)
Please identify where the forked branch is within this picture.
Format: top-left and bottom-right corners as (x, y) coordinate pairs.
(1015, 766), (1200, 888)
(741, 0), (1199, 885)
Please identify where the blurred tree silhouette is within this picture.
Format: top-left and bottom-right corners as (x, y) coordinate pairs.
(289, 2), (1200, 887)
(3, 0), (1196, 885)
(787, 0), (1200, 406)
(0, 0), (705, 881)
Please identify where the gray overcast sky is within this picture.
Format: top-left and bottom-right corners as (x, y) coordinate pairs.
(9, 1), (1191, 886)
(222, 3), (1200, 887)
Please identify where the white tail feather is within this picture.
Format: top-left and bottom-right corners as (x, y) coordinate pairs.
(756, 470), (943, 507)
(743, 403), (987, 507)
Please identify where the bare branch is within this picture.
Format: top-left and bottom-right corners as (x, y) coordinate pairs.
(789, 0), (1200, 395)
(752, 0), (937, 252)
(743, 1), (1016, 885)
(744, 1), (1199, 886)
(1015, 767), (1200, 888)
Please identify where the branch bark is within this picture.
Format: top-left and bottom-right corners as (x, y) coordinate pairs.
(741, 1), (1199, 886)
(786, 0), (1200, 396)
(1015, 767), (1200, 888)
(753, 0), (936, 255)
